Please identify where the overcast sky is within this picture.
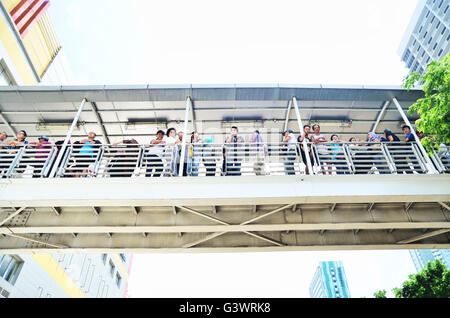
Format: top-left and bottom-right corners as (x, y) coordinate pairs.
(48, 0), (420, 298)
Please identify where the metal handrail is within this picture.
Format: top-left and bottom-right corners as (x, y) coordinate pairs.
(0, 141), (439, 178)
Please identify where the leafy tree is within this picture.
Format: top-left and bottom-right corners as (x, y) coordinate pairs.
(373, 290), (387, 298)
(374, 259), (450, 298)
(404, 53), (450, 153)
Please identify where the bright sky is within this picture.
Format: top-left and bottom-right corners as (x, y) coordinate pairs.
(48, 0), (420, 298)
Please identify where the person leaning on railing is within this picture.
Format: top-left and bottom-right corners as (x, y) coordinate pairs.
(29, 136), (52, 178)
(1, 130), (29, 176)
(189, 132), (202, 176)
(311, 124), (330, 175)
(282, 129), (297, 175)
(224, 126), (244, 176)
(367, 132), (388, 174)
(108, 139), (139, 177)
(146, 130), (165, 177)
(402, 125), (420, 174)
(297, 125), (314, 175)
(250, 130), (265, 176)
(75, 132), (102, 178)
(0, 131), (8, 177)
(330, 134), (347, 175)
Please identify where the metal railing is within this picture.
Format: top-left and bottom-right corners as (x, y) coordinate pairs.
(0, 141), (448, 178)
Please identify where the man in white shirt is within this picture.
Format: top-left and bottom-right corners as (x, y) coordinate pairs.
(146, 130), (165, 177)
(224, 126), (245, 176)
(283, 129), (297, 175)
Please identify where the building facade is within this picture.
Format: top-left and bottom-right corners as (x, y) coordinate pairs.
(398, 0), (450, 273)
(0, 0), (130, 298)
(409, 249), (450, 272)
(309, 261), (351, 298)
(398, 0), (449, 74)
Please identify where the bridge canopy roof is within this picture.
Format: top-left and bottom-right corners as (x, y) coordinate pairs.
(0, 84), (424, 142)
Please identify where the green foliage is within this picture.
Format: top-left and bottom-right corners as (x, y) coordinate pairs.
(374, 259), (450, 298)
(404, 53), (450, 153)
(373, 290), (387, 298)
(393, 259), (450, 298)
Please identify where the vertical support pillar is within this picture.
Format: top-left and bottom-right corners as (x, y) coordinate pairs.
(391, 97), (437, 174)
(292, 97), (313, 175)
(49, 98), (87, 177)
(179, 96), (192, 177)
(283, 99), (292, 133)
(371, 100), (390, 132)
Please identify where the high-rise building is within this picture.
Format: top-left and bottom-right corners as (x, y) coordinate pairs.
(409, 249), (450, 272)
(398, 0), (449, 74)
(397, 0), (450, 273)
(309, 261), (351, 298)
(0, 0), (131, 298)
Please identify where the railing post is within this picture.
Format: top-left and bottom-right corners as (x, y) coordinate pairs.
(179, 96), (192, 177)
(49, 97), (87, 178)
(292, 97), (313, 175)
(391, 97), (438, 174)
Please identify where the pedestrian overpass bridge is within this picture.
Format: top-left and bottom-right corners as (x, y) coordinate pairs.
(0, 85), (449, 253)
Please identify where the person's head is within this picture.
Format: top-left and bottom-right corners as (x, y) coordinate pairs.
(178, 131), (183, 138)
(312, 124), (320, 133)
(383, 129), (392, 137)
(284, 129), (293, 137)
(349, 137), (358, 143)
(17, 130), (27, 141)
(156, 130), (165, 140)
(191, 131), (199, 142)
(88, 132), (96, 140)
(166, 128), (176, 138)
(231, 126), (238, 136)
(416, 130), (424, 139)
(39, 136), (49, 143)
(331, 134), (339, 142)
(402, 125), (411, 134)
(0, 131), (6, 141)
(303, 125), (311, 134)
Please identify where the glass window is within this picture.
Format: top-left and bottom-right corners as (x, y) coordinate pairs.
(438, 0), (443, 8)
(403, 49), (411, 62)
(442, 27), (446, 35)
(0, 255), (22, 285)
(102, 253), (107, 264)
(116, 272), (122, 288)
(444, 5), (449, 14)
(119, 253), (126, 263)
(433, 42), (438, 50)
(423, 31), (427, 38)
(438, 48), (443, 57)
(428, 37), (433, 44)
(0, 63), (14, 86)
(436, 21), (440, 29)
(109, 260), (115, 277)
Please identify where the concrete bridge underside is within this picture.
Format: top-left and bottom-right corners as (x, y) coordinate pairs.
(0, 175), (449, 253)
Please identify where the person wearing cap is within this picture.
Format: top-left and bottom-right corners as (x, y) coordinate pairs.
(146, 130), (165, 177)
(27, 136), (52, 177)
(282, 129), (297, 175)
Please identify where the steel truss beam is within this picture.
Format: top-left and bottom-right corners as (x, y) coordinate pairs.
(0, 201), (449, 252)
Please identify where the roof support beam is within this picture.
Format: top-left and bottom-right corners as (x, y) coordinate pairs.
(91, 101), (110, 144)
(0, 206), (27, 226)
(0, 108), (17, 136)
(397, 229), (450, 244)
(283, 99), (292, 132)
(179, 96), (192, 177)
(392, 97), (437, 173)
(49, 97), (87, 177)
(371, 100), (390, 132)
(5, 222), (449, 235)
